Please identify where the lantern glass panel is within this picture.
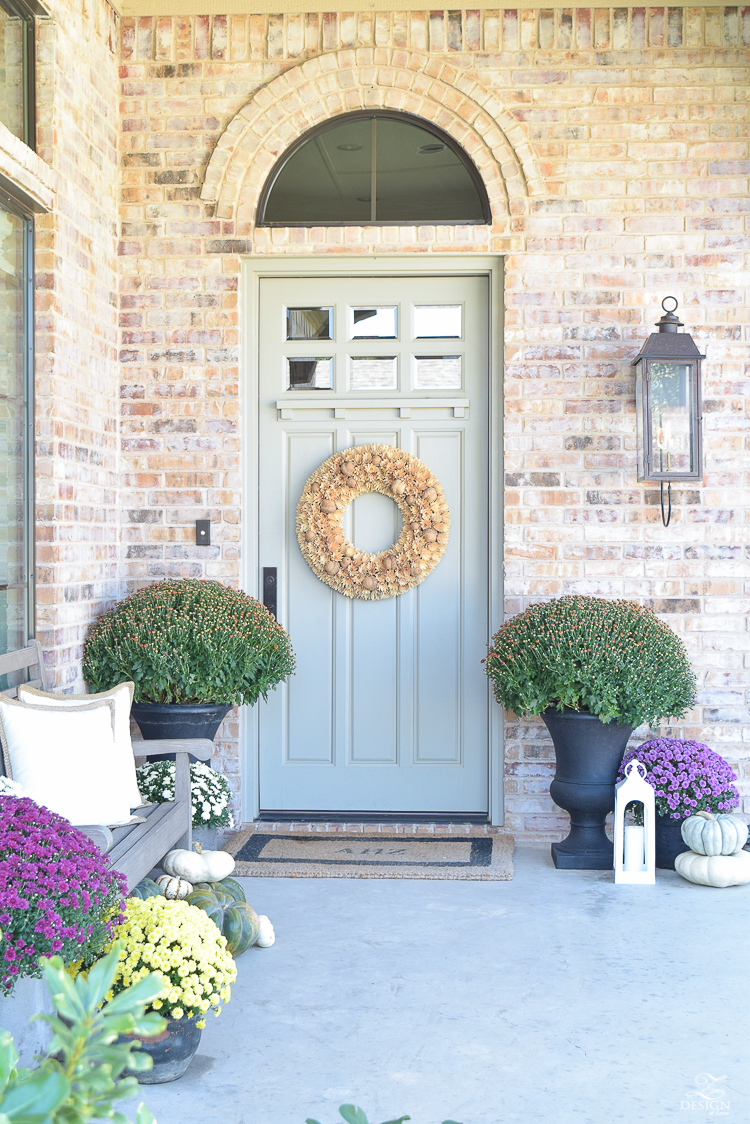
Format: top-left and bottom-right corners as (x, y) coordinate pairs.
(648, 361), (695, 476)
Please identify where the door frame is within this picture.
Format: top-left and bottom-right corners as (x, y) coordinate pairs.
(240, 254), (505, 824)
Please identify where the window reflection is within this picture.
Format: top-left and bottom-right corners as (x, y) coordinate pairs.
(414, 305), (462, 339)
(286, 307), (332, 340)
(0, 0), (32, 146)
(348, 357), (397, 390)
(349, 307), (397, 339)
(286, 357), (333, 389)
(649, 362), (695, 474)
(375, 118), (485, 223)
(0, 202), (28, 660)
(414, 356), (462, 389)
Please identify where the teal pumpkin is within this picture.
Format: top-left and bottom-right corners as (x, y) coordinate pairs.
(130, 878), (162, 900)
(186, 890), (259, 956)
(192, 877), (246, 904)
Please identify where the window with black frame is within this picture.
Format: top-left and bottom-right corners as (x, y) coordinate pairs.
(0, 193), (33, 661)
(258, 111), (491, 227)
(0, 0), (35, 148)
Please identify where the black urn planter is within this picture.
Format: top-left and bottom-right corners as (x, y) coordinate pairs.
(121, 1015), (202, 1084)
(543, 708), (633, 870)
(132, 702), (231, 762)
(654, 813), (690, 870)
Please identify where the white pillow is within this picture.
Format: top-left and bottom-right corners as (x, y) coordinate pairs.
(0, 697), (132, 827)
(18, 682), (142, 809)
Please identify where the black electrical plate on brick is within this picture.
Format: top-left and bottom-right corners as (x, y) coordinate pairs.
(196, 519), (211, 545)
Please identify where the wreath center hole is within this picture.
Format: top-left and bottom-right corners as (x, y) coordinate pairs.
(348, 492), (403, 554)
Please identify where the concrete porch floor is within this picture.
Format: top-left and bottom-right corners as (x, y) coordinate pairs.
(126, 844), (750, 1124)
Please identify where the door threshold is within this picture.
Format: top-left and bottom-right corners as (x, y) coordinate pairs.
(257, 810), (490, 825)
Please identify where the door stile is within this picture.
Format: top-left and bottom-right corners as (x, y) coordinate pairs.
(487, 260), (505, 825)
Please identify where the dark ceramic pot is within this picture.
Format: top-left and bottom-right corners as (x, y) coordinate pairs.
(121, 1015), (202, 1084)
(131, 702), (230, 762)
(655, 813), (690, 870)
(543, 707), (633, 870)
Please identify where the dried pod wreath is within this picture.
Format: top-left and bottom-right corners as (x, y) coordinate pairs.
(296, 444), (450, 600)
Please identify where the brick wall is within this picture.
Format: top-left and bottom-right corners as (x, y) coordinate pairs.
(35, 0), (120, 688)
(113, 6), (748, 831)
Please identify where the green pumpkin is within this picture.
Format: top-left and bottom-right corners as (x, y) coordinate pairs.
(186, 890), (259, 956)
(192, 877), (246, 904)
(130, 878), (162, 900)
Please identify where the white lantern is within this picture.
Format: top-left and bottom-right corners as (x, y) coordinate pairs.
(613, 759), (656, 885)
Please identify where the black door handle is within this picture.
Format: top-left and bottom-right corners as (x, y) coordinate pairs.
(263, 567), (277, 619)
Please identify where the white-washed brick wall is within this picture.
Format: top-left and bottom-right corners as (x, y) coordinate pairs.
(111, 7), (750, 831)
(35, 0), (120, 688)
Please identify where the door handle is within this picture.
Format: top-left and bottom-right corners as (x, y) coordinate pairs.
(262, 567), (277, 619)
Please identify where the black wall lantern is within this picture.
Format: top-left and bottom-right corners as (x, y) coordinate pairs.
(632, 297), (704, 526)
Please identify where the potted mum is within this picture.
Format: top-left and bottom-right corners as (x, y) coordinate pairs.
(136, 760), (234, 848)
(485, 595), (696, 869)
(0, 794), (126, 1063)
(618, 739), (741, 869)
(88, 896), (237, 1083)
(82, 579), (295, 744)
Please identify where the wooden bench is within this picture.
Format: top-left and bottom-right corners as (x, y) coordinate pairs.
(0, 641), (212, 890)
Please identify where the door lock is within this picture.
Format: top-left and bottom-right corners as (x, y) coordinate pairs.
(262, 567), (277, 619)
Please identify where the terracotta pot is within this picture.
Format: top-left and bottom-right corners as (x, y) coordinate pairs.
(121, 1014), (202, 1084)
(543, 707), (633, 870)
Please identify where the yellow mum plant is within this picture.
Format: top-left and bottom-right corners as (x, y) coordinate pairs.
(101, 897), (237, 1029)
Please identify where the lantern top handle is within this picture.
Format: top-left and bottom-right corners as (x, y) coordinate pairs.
(656, 295), (683, 333)
(624, 759), (648, 780)
(631, 296), (704, 365)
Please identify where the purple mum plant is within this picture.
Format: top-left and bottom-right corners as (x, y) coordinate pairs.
(0, 796), (126, 996)
(618, 738), (740, 821)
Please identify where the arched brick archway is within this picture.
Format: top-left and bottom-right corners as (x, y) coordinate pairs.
(200, 49), (545, 233)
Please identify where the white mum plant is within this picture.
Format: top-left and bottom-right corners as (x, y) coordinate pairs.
(0, 776), (24, 797)
(135, 761), (235, 829)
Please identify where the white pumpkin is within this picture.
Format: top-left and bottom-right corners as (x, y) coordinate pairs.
(162, 842), (235, 883)
(156, 874), (193, 900)
(680, 810), (748, 856)
(675, 848), (750, 888)
(255, 915), (275, 948)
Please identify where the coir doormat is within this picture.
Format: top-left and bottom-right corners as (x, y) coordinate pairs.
(224, 831), (514, 880)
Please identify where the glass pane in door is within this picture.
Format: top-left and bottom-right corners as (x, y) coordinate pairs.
(348, 356), (397, 390)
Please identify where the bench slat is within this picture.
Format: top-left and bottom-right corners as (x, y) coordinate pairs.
(108, 801), (191, 890)
(113, 803), (191, 890)
(108, 802), (175, 866)
(133, 738), (212, 761)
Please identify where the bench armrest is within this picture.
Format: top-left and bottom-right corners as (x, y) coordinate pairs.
(132, 738), (213, 761)
(131, 739), (208, 852)
(77, 825), (114, 853)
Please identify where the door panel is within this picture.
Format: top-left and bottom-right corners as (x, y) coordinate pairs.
(257, 274), (489, 814)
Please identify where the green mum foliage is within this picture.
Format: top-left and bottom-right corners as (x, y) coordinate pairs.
(0, 944), (162, 1124)
(484, 595), (696, 729)
(83, 579), (296, 706)
(306, 1108), (462, 1124)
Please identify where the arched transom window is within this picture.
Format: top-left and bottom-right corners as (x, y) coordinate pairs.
(258, 111), (491, 227)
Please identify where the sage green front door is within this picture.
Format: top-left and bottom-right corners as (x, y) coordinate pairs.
(257, 272), (490, 814)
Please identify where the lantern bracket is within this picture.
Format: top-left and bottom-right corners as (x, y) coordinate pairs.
(660, 481), (672, 528)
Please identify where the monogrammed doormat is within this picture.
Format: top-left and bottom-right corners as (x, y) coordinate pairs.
(224, 831), (514, 880)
